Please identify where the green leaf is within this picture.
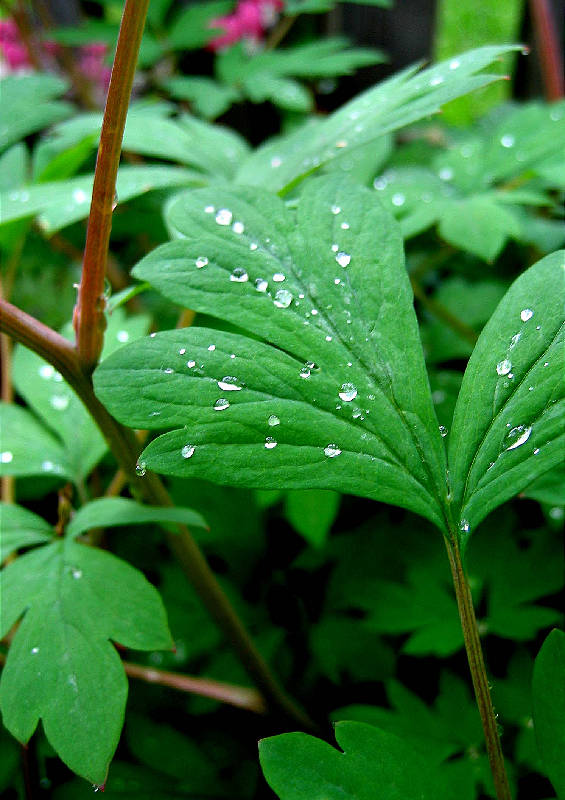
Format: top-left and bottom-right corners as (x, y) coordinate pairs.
(437, 194), (520, 261)
(0, 165), (201, 234)
(448, 251), (565, 543)
(259, 720), (447, 799)
(522, 463), (565, 506)
(0, 74), (73, 153)
(167, 1), (233, 50)
(0, 503), (53, 562)
(0, 403), (72, 481)
(66, 497), (208, 539)
(243, 73), (313, 113)
(163, 76), (241, 119)
(532, 629), (565, 798)
(94, 177), (447, 529)
(236, 45), (522, 192)
(284, 489), (340, 547)
(0, 539), (172, 785)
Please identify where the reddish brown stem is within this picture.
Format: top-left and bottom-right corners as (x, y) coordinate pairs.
(123, 661), (267, 713)
(74, 0), (150, 370)
(529, 0), (564, 100)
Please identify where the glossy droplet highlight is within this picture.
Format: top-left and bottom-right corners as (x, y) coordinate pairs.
(215, 208), (232, 226)
(274, 289), (293, 308)
(496, 359), (512, 376)
(195, 256), (208, 269)
(500, 134), (515, 148)
(136, 461), (147, 476)
(255, 278), (268, 292)
(232, 221), (244, 234)
(391, 193), (405, 207)
(181, 444), (195, 459)
(335, 252), (351, 268)
(439, 425), (448, 437)
(273, 273), (285, 282)
(39, 364), (55, 379)
(217, 376), (242, 391)
(520, 308), (533, 322)
(505, 425), (532, 451)
(50, 395), (69, 411)
(324, 444), (342, 458)
(267, 415), (280, 426)
(338, 382), (357, 402)
(214, 398), (230, 411)
(1, 451), (13, 463)
(230, 267), (248, 283)
(264, 437), (277, 449)
(460, 519), (470, 533)
(331, 204), (341, 215)
(299, 366), (311, 379)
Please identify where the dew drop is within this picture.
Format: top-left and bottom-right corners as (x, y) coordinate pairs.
(374, 176), (388, 190)
(218, 376), (242, 391)
(42, 460), (55, 472)
(439, 425), (448, 437)
(340, 222), (350, 230)
(136, 461), (147, 476)
(255, 278), (268, 292)
(505, 425), (532, 451)
(273, 272), (285, 282)
(500, 134), (515, 148)
(181, 444), (195, 459)
(208, 344), (216, 351)
(533, 448), (540, 455)
(215, 208), (232, 226)
(391, 193), (405, 207)
(430, 75), (444, 86)
(270, 156), (282, 168)
(116, 330), (129, 343)
(549, 507), (564, 520)
(178, 348), (186, 355)
(1, 451), (13, 463)
(299, 366), (311, 379)
(214, 398), (230, 411)
(50, 395), (69, 411)
(449, 59), (460, 70)
(324, 444), (342, 458)
(187, 360), (196, 368)
(72, 188), (88, 204)
(71, 568), (82, 579)
(336, 252), (351, 268)
(460, 519), (470, 533)
(163, 368), (174, 374)
(274, 289), (293, 308)
(520, 308), (533, 322)
(250, 242), (258, 251)
(195, 256), (208, 269)
(325, 335), (333, 342)
(31, 647), (39, 655)
(204, 205), (215, 214)
(264, 437), (277, 449)
(331, 204), (341, 215)
(268, 414), (280, 426)
(496, 359), (512, 376)
(39, 364), (55, 379)
(232, 221), (245, 234)
(510, 333), (521, 347)
(338, 382), (357, 402)
(439, 167), (454, 181)
(230, 267), (248, 282)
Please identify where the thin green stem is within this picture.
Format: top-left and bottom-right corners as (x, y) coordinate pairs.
(444, 531), (512, 800)
(74, 0), (150, 371)
(0, 297), (314, 731)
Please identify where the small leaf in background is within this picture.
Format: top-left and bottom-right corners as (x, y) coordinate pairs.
(310, 614), (395, 683)
(284, 489), (340, 548)
(94, 177), (447, 529)
(259, 720), (447, 799)
(448, 250), (564, 543)
(167, 0), (233, 51)
(0, 503), (54, 562)
(0, 403), (72, 481)
(163, 76), (241, 120)
(0, 539), (173, 785)
(438, 194), (521, 262)
(0, 74), (73, 153)
(522, 462), (565, 506)
(532, 629), (565, 799)
(433, 0), (523, 124)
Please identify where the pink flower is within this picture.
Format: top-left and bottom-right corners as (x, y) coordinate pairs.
(208, 0), (284, 52)
(0, 19), (32, 70)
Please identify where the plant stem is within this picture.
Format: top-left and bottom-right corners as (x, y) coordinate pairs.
(411, 277), (479, 346)
(74, 0), (150, 371)
(123, 661), (267, 713)
(444, 532), (512, 800)
(0, 297), (314, 731)
(529, 0), (564, 101)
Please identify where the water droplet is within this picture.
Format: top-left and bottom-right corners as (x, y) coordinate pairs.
(208, 344), (216, 351)
(338, 382), (357, 402)
(299, 366), (311, 379)
(336, 252), (351, 268)
(218, 376), (242, 391)
(181, 444), (195, 458)
(510, 333), (521, 347)
(150, 332), (157, 338)
(71, 568), (82, 579)
(439, 167), (454, 181)
(39, 364), (55, 379)
(270, 156), (282, 168)
(204, 204), (215, 214)
(187, 360), (196, 368)
(178, 348), (186, 356)
(331, 204), (341, 215)
(505, 425), (532, 451)
(528, 386), (534, 392)
(449, 59), (460, 70)
(533, 447), (540, 455)
(500, 134), (515, 148)
(250, 242), (258, 251)
(232, 221), (245, 234)
(335, 140), (347, 148)
(195, 256), (208, 269)
(391, 193), (405, 207)
(274, 289), (293, 308)
(325, 335), (332, 342)
(340, 222), (350, 230)
(214, 398), (230, 411)
(334, 278), (341, 285)
(432, 390), (446, 404)
(439, 425), (448, 437)
(163, 368), (174, 374)
(112, 191), (118, 211)
(31, 647), (39, 655)
(268, 415), (280, 426)
(430, 75), (444, 86)
(496, 359), (512, 376)
(520, 308), (533, 321)
(50, 395), (69, 411)
(324, 444), (342, 458)
(255, 278), (268, 292)
(230, 267), (248, 283)
(215, 208), (232, 226)
(264, 437), (277, 449)
(460, 519), (470, 533)
(72, 188), (88, 204)
(549, 507), (564, 520)
(1, 451), (13, 463)
(136, 461), (147, 476)
(273, 272), (285, 282)
(374, 176), (388, 190)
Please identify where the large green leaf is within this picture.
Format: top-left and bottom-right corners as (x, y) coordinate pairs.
(0, 74), (73, 153)
(532, 629), (565, 798)
(259, 720), (448, 799)
(94, 177), (447, 529)
(236, 45), (521, 192)
(0, 539), (172, 785)
(0, 503), (53, 562)
(448, 251), (564, 544)
(0, 403), (72, 481)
